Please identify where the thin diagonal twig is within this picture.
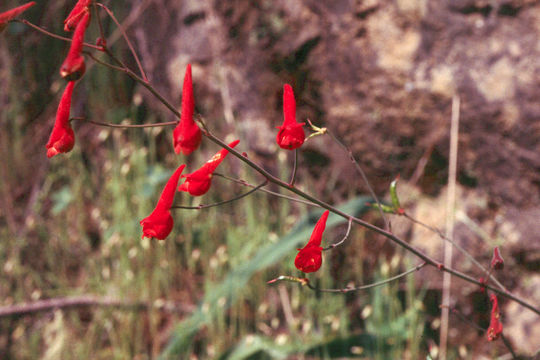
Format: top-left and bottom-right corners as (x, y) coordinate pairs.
(323, 217), (352, 250)
(171, 180), (267, 210)
(73, 117), (177, 128)
(305, 262), (426, 293)
(96, 2), (148, 82)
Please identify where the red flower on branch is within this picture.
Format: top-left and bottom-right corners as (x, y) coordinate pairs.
(60, 10), (90, 81)
(63, 0), (91, 32)
(46, 81), (76, 158)
(486, 294), (503, 341)
(140, 164), (186, 240)
(178, 140), (240, 196)
(295, 210), (329, 273)
(276, 84), (305, 150)
(491, 246), (504, 270)
(0, 1), (36, 32)
(173, 64), (202, 155)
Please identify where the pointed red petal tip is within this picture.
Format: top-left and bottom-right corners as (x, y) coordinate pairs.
(173, 64), (202, 155)
(60, 10), (90, 81)
(178, 140), (240, 196)
(140, 164), (185, 240)
(46, 81), (76, 158)
(63, 0), (91, 32)
(294, 210), (329, 273)
(491, 246), (504, 270)
(0, 1), (36, 31)
(276, 84), (305, 150)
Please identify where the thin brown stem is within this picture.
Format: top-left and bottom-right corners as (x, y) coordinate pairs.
(306, 262), (426, 293)
(289, 149), (298, 186)
(73, 117), (177, 128)
(213, 173), (319, 207)
(0, 295), (194, 318)
(16, 19), (102, 50)
(326, 128), (391, 232)
(171, 180), (267, 210)
(96, 3), (148, 82)
(323, 217), (352, 250)
(403, 212), (508, 293)
(92, 0), (106, 48)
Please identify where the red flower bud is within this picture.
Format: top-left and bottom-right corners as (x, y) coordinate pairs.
(276, 84), (305, 150)
(140, 164), (185, 240)
(173, 64), (202, 155)
(46, 81), (76, 158)
(60, 10), (90, 81)
(178, 140), (239, 196)
(294, 210), (329, 273)
(491, 246), (504, 270)
(0, 1), (36, 32)
(486, 294), (503, 341)
(63, 0), (91, 32)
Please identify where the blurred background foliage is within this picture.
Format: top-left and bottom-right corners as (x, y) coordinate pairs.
(1, 0), (539, 359)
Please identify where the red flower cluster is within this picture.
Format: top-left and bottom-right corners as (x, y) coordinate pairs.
(276, 84), (305, 150)
(486, 294), (503, 341)
(140, 164), (186, 240)
(295, 210), (329, 273)
(178, 140), (240, 196)
(173, 64), (202, 155)
(46, 81), (76, 158)
(60, 9), (90, 81)
(0, 1), (36, 32)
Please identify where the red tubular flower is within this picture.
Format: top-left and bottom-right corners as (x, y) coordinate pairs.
(173, 64), (202, 155)
(486, 294), (503, 341)
(276, 84), (305, 150)
(0, 1), (36, 32)
(294, 210), (329, 273)
(491, 246), (504, 270)
(46, 81), (76, 158)
(60, 10), (90, 81)
(140, 164), (186, 240)
(178, 140), (240, 196)
(63, 0), (91, 32)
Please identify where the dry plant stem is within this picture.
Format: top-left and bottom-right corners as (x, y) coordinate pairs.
(92, 1), (106, 45)
(323, 217), (352, 250)
(440, 95), (460, 360)
(306, 262), (426, 293)
(289, 149), (298, 186)
(96, 3), (148, 82)
(326, 129), (390, 232)
(16, 19), (102, 50)
(53, 29), (540, 316)
(213, 173), (319, 207)
(0, 295), (193, 318)
(403, 213), (508, 293)
(171, 180), (268, 210)
(74, 117), (177, 128)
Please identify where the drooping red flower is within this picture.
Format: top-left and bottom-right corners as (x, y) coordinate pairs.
(0, 1), (36, 32)
(486, 294), (503, 341)
(140, 164), (186, 240)
(173, 64), (202, 155)
(60, 10), (90, 81)
(294, 210), (329, 273)
(276, 84), (305, 150)
(178, 140), (240, 196)
(491, 246), (504, 270)
(46, 81), (76, 158)
(63, 0), (91, 32)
